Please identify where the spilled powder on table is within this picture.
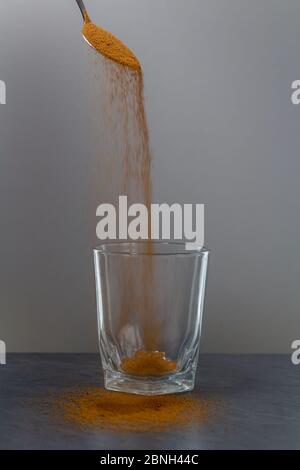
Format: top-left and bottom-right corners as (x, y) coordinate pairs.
(53, 387), (215, 433)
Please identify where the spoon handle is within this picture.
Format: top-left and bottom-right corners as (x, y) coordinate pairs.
(75, 0), (89, 21)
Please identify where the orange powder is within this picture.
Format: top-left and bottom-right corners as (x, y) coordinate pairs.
(122, 350), (177, 376)
(55, 387), (213, 432)
(82, 20), (141, 71)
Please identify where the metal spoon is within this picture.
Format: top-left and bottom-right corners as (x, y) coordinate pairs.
(75, 0), (94, 51)
(75, 0), (89, 22)
(75, 0), (141, 70)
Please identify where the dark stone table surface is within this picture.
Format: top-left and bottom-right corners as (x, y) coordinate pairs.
(0, 354), (299, 450)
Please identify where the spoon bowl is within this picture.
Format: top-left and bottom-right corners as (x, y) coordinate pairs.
(75, 0), (141, 71)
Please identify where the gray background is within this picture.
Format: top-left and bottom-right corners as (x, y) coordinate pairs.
(0, 0), (299, 353)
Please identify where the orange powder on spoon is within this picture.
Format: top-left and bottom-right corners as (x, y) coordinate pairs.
(82, 18), (141, 71)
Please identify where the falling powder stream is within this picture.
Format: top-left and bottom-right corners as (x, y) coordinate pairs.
(87, 49), (161, 358)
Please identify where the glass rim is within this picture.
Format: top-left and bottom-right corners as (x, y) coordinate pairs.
(93, 241), (209, 256)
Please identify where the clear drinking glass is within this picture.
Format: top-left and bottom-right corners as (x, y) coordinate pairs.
(93, 242), (209, 395)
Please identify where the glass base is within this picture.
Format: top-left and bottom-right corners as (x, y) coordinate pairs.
(104, 369), (195, 396)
